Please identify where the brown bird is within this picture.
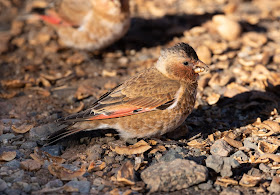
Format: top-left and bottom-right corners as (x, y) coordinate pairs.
(50, 43), (208, 143)
(37, 0), (130, 50)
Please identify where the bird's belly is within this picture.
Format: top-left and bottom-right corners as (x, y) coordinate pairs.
(114, 107), (191, 139)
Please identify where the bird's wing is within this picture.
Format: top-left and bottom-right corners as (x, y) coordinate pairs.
(58, 67), (180, 122)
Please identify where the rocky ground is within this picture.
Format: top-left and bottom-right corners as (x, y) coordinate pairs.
(1, 0), (280, 194)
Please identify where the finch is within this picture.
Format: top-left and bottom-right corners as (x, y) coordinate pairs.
(49, 43), (208, 143)
(36, 0), (130, 50)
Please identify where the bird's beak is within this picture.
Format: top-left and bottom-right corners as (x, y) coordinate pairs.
(193, 60), (209, 74)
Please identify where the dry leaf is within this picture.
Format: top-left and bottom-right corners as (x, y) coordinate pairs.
(48, 163), (87, 181)
(0, 151), (16, 161)
(256, 154), (280, 163)
(88, 161), (106, 172)
(149, 145), (166, 154)
(117, 161), (135, 185)
(239, 174), (261, 187)
(113, 140), (151, 155)
(1, 79), (26, 88)
(12, 124), (34, 134)
(102, 70), (117, 77)
(30, 147), (65, 165)
(0, 91), (17, 99)
(75, 83), (95, 100)
(223, 136), (243, 148)
(187, 139), (207, 148)
(258, 141), (278, 154)
(20, 159), (41, 171)
(215, 177), (238, 187)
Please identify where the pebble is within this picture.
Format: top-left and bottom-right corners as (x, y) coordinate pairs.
(268, 176), (280, 193)
(0, 179), (7, 192)
(159, 148), (183, 162)
(231, 151), (249, 162)
(4, 159), (20, 169)
(220, 188), (241, 195)
(212, 15), (242, 41)
(259, 163), (270, 173)
(141, 159), (208, 192)
(20, 159), (41, 171)
(64, 181), (91, 193)
(243, 139), (258, 150)
(29, 123), (67, 140)
(210, 139), (233, 157)
(41, 145), (63, 156)
(196, 45), (212, 65)
(206, 155), (239, 177)
(45, 179), (63, 188)
(86, 144), (103, 161)
(0, 133), (16, 143)
(20, 141), (37, 149)
(198, 181), (213, 190)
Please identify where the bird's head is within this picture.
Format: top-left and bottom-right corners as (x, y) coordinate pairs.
(155, 42), (209, 82)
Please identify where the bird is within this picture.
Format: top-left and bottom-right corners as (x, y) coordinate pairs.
(49, 43), (208, 143)
(35, 0), (130, 50)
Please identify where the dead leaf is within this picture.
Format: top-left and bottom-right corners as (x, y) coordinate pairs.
(1, 79), (27, 88)
(113, 140), (151, 155)
(258, 141), (278, 154)
(117, 161), (135, 185)
(88, 161), (106, 172)
(187, 139), (207, 148)
(0, 151), (16, 161)
(223, 136), (243, 148)
(75, 83), (95, 100)
(0, 91), (17, 99)
(20, 159), (41, 171)
(48, 163), (87, 181)
(30, 147), (65, 165)
(12, 124), (34, 134)
(256, 153), (280, 163)
(239, 174), (261, 187)
(149, 145), (166, 154)
(215, 177), (238, 187)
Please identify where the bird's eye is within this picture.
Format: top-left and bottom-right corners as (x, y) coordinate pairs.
(183, 61), (189, 66)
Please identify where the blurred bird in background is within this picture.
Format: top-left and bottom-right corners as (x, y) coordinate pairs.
(49, 43), (208, 143)
(33, 0), (130, 50)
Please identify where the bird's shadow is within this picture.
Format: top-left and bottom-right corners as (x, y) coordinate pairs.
(186, 88), (279, 140)
(104, 12), (219, 52)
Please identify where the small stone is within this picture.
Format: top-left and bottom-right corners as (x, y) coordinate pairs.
(206, 155), (239, 177)
(231, 151), (249, 162)
(205, 155), (223, 173)
(64, 181), (91, 193)
(247, 168), (261, 177)
(220, 188), (241, 195)
(212, 15), (242, 41)
(243, 139), (258, 150)
(159, 149), (183, 162)
(20, 141), (37, 149)
(259, 163), (270, 173)
(20, 159), (41, 171)
(210, 139), (233, 157)
(268, 176), (280, 193)
(4, 159), (20, 168)
(14, 181), (31, 193)
(41, 145), (63, 156)
(45, 179), (63, 188)
(0, 179), (7, 192)
(141, 159), (208, 192)
(196, 45), (212, 65)
(0, 133), (16, 143)
(198, 182), (213, 190)
(86, 144), (103, 161)
(30, 123), (67, 140)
